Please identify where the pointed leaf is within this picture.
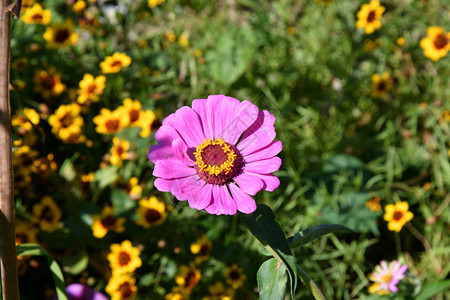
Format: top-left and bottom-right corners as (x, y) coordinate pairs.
(287, 224), (353, 249)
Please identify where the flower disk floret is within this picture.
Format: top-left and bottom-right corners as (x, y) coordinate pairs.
(148, 95), (282, 215)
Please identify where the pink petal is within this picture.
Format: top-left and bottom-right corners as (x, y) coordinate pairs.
(154, 123), (180, 145)
(172, 138), (194, 166)
(148, 144), (174, 164)
(233, 172), (264, 195)
(229, 183), (257, 214)
(205, 185), (237, 215)
(244, 157), (282, 174)
(171, 175), (204, 201)
(242, 171), (280, 192)
(188, 182), (212, 210)
(238, 110), (277, 156)
(164, 106), (205, 148)
(244, 141), (282, 162)
(153, 159), (196, 179)
(192, 98), (214, 140)
(154, 178), (173, 192)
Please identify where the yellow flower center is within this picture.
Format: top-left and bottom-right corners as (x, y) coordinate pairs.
(381, 273), (392, 283)
(194, 138), (243, 185)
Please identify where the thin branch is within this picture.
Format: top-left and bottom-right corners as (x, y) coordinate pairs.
(6, 0), (21, 20)
(1, 0), (20, 299)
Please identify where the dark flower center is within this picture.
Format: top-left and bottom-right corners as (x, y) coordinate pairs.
(194, 138), (243, 185)
(40, 75), (57, 90)
(367, 10), (376, 23)
(199, 244), (210, 257)
(129, 109), (140, 123)
(118, 251), (131, 266)
(110, 60), (122, 68)
(105, 119), (120, 131)
(377, 81), (387, 92)
(100, 215), (116, 228)
(433, 34), (448, 50)
(32, 13), (43, 21)
(87, 84), (97, 94)
(16, 233), (29, 244)
(40, 205), (54, 222)
(184, 271), (198, 288)
(229, 270), (240, 280)
(145, 209), (161, 223)
(393, 211), (404, 221)
(118, 282), (133, 297)
(54, 29), (70, 44)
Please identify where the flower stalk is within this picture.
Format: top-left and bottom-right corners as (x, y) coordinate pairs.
(0, 0), (20, 299)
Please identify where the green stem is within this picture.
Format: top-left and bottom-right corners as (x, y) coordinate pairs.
(296, 264), (327, 300)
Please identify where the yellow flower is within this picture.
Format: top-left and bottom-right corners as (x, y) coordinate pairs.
(164, 30), (176, 43)
(371, 72), (392, 98)
(106, 273), (138, 300)
(225, 264), (246, 289)
(148, 0), (166, 8)
(190, 235), (212, 264)
(32, 196), (62, 232)
(11, 108), (40, 133)
(110, 137), (130, 166)
(15, 220), (38, 245)
(72, 0), (87, 14)
(91, 206), (126, 238)
(383, 201), (414, 232)
(13, 145), (39, 173)
(12, 57), (28, 70)
(21, 3), (51, 25)
(366, 196), (381, 212)
(178, 32), (189, 48)
(138, 109), (156, 138)
(77, 74), (106, 104)
(43, 20), (78, 48)
(165, 286), (189, 300)
(99, 52), (132, 74)
(420, 26), (450, 61)
(21, 0), (35, 10)
(175, 263), (201, 292)
(202, 282), (235, 300)
(396, 37), (406, 46)
(356, 0), (385, 34)
(48, 103), (86, 143)
(32, 68), (66, 99)
(127, 177), (142, 200)
(107, 240), (142, 275)
(93, 108), (125, 134)
(135, 196), (167, 228)
(363, 38), (382, 51)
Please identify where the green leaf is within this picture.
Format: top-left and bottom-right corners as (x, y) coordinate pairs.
(241, 204), (298, 299)
(322, 153), (365, 173)
(257, 258), (288, 300)
(111, 188), (136, 215)
(60, 250), (89, 275)
(16, 243), (67, 300)
(94, 165), (119, 190)
(415, 280), (450, 300)
(205, 25), (256, 86)
(287, 224), (354, 248)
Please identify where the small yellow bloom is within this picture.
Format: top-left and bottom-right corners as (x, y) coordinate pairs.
(165, 286), (189, 300)
(116, 98), (155, 137)
(356, 0), (385, 34)
(363, 38), (382, 51)
(93, 108), (125, 134)
(164, 30), (176, 43)
(396, 37), (405, 46)
(225, 264), (246, 289)
(148, 0), (166, 9)
(371, 72), (392, 98)
(383, 201), (414, 232)
(135, 196), (167, 228)
(32, 196), (62, 232)
(126, 177), (142, 200)
(43, 20), (78, 48)
(91, 206), (126, 238)
(13, 145), (39, 174)
(178, 32), (189, 48)
(286, 26), (295, 35)
(33, 68), (66, 99)
(175, 263), (201, 292)
(21, 3), (51, 25)
(107, 240), (142, 275)
(366, 196), (381, 212)
(21, 0), (35, 10)
(72, 0), (87, 14)
(15, 220), (38, 245)
(99, 52), (132, 74)
(12, 57), (28, 70)
(190, 235), (212, 264)
(48, 103), (86, 143)
(202, 282), (235, 300)
(77, 74), (106, 104)
(106, 273), (138, 300)
(11, 108), (40, 133)
(420, 26), (449, 61)
(110, 137), (130, 166)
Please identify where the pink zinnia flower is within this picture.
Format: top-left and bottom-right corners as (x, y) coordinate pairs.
(368, 260), (408, 295)
(148, 95), (282, 215)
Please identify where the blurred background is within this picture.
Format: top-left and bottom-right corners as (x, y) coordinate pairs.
(9, 0), (449, 299)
